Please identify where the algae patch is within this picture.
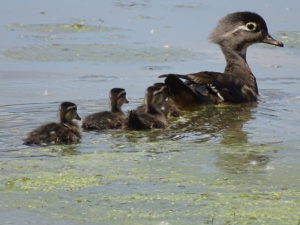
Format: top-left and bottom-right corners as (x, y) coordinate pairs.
(8, 23), (122, 34)
(1, 147), (300, 225)
(4, 44), (198, 63)
(276, 31), (300, 48)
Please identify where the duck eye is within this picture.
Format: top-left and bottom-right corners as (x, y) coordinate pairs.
(118, 93), (126, 99)
(245, 22), (257, 31)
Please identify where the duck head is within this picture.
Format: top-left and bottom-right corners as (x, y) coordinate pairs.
(110, 88), (129, 112)
(60, 102), (81, 123)
(145, 86), (167, 112)
(210, 11), (283, 57)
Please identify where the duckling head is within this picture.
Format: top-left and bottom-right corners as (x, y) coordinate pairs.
(145, 86), (167, 110)
(210, 12), (283, 55)
(60, 102), (81, 123)
(110, 88), (129, 112)
(153, 82), (169, 98)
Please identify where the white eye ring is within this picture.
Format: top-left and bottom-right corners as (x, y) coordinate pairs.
(245, 22), (257, 31)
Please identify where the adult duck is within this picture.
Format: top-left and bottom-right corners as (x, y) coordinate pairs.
(160, 11), (284, 109)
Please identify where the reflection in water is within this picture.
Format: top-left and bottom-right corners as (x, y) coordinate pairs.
(125, 103), (256, 145)
(173, 103), (271, 173)
(171, 103), (256, 145)
(123, 103), (271, 173)
(52, 145), (81, 156)
(215, 148), (270, 174)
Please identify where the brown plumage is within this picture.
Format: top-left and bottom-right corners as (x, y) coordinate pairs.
(136, 82), (180, 117)
(82, 88), (129, 131)
(126, 86), (168, 130)
(159, 12), (284, 109)
(23, 102), (81, 146)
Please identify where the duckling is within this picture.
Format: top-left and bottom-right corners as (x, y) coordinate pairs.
(127, 86), (168, 130)
(23, 102), (81, 146)
(159, 12), (284, 108)
(136, 82), (180, 117)
(82, 88), (129, 131)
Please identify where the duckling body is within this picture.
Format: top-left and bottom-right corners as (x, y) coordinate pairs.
(24, 102), (81, 146)
(82, 88), (128, 131)
(82, 111), (126, 130)
(127, 86), (168, 130)
(160, 12), (283, 108)
(136, 83), (180, 117)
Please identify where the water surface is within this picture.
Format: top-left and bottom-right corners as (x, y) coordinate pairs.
(1, 0), (300, 224)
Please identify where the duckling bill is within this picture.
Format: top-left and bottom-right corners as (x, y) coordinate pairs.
(23, 102), (81, 146)
(160, 11), (284, 108)
(82, 88), (129, 131)
(126, 86), (168, 130)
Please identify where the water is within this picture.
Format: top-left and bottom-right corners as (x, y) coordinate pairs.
(1, 0), (300, 224)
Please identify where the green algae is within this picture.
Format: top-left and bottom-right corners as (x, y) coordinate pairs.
(7, 23), (122, 34)
(4, 44), (198, 63)
(1, 143), (299, 225)
(0, 92), (299, 225)
(275, 31), (300, 48)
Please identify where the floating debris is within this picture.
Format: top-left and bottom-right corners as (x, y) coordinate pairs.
(275, 31), (300, 48)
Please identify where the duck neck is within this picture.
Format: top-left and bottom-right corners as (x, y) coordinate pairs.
(60, 118), (77, 127)
(221, 45), (258, 94)
(111, 104), (122, 113)
(146, 103), (161, 115)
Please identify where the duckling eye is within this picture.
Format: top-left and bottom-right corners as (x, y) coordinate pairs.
(245, 22), (257, 31)
(118, 93), (126, 99)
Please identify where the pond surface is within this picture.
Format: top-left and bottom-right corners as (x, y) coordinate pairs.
(1, 0), (300, 224)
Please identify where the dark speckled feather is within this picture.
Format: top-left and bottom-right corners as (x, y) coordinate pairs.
(82, 88), (128, 131)
(136, 82), (180, 117)
(126, 86), (168, 130)
(82, 111), (126, 130)
(23, 102), (81, 146)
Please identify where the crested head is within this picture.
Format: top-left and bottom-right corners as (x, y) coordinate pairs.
(210, 11), (283, 51)
(109, 88), (129, 112)
(60, 102), (81, 123)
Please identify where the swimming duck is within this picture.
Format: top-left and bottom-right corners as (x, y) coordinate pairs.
(23, 102), (81, 146)
(82, 88), (129, 131)
(159, 11), (284, 108)
(127, 86), (168, 130)
(136, 82), (180, 117)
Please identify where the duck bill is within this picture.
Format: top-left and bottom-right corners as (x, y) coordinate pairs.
(75, 113), (81, 120)
(262, 34), (284, 47)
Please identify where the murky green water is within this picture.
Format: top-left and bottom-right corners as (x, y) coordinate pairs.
(1, 0), (300, 224)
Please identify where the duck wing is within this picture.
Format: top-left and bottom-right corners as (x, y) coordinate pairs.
(160, 71), (257, 106)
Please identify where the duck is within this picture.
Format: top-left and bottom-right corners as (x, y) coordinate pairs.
(159, 11), (284, 109)
(82, 88), (129, 131)
(136, 82), (180, 117)
(126, 85), (168, 130)
(23, 102), (81, 146)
